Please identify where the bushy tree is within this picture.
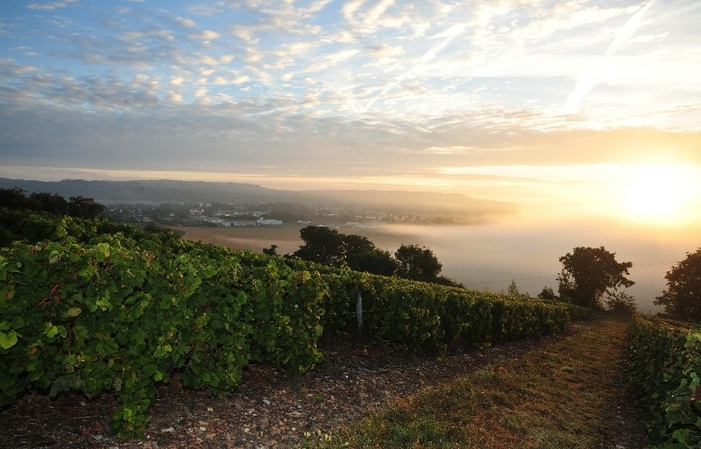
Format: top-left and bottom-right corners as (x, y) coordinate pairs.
(0, 187), (31, 210)
(604, 288), (637, 315)
(655, 248), (701, 322)
(293, 226), (399, 275)
(507, 279), (521, 297)
(343, 234), (378, 269)
(537, 286), (557, 300)
(394, 244), (442, 283)
(293, 226), (346, 266)
(344, 234), (398, 276)
(262, 244), (278, 256)
(68, 196), (105, 218)
(292, 227), (457, 283)
(557, 246), (634, 309)
(30, 192), (68, 216)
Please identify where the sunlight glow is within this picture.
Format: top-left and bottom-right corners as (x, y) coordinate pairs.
(618, 164), (700, 225)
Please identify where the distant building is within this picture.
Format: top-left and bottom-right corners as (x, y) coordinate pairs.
(256, 218), (283, 226)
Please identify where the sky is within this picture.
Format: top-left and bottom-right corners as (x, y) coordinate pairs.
(1, 0), (701, 223)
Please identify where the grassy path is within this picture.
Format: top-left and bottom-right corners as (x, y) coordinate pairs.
(312, 315), (651, 449)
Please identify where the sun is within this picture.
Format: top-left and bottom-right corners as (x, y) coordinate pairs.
(618, 164), (699, 225)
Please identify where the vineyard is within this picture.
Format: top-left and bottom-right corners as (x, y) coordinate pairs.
(0, 211), (589, 437)
(629, 315), (701, 448)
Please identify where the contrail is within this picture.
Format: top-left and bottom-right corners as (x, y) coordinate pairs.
(564, 1), (654, 111)
(363, 23), (466, 112)
(606, 1), (655, 55)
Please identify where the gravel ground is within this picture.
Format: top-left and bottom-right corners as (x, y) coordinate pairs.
(0, 334), (556, 449)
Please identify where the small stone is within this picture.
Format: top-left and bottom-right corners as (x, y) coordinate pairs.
(263, 399), (271, 405)
(199, 426), (207, 432)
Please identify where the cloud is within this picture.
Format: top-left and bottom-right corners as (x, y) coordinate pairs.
(175, 16), (197, 28)
(188, 30), (220, 41)
(342, 0), (367, 22)
(27, 0), (76, 11)
(364, 0), (397, 25)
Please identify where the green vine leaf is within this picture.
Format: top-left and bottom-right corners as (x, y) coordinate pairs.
(64, 307), (82, 318)
(0, 331), (18, 350)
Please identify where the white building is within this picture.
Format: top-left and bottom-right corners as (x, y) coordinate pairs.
(256, 218), (283, 226)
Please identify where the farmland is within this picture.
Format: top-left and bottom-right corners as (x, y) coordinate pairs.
(175, 224), (417, 256)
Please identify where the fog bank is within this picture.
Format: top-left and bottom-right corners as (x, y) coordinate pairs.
(364, 211), (697, 314)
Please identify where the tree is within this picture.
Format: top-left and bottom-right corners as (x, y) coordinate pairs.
(293, 226), (346, 266)
(293, 226), (399, 275)
(604, 288), (637, 315)
(262, 244), (278, 256)
(0, 187), (31, 210)
(557, 246), (634, 309)
(350, 248), (398, 276)
(29, 192), (68, 216)
(537, 286), (557, 300)
(655, 248), (701, 322)
(67, 196), (105, 218)
(394, 244), (443, 283)
(507, 279), (520, 297)
(293, 227), (450, 282)
(342, 234), (376, 267)
(342, 234), (397, 275)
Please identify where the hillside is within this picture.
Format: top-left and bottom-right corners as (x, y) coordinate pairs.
(0, 178), (515, 216)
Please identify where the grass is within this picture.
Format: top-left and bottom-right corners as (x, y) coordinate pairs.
(299, 314), (646, 449)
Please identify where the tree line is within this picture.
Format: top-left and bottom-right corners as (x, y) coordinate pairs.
(0, 187), (105, 219)
(538, 245), (700, 321)
(267, 225), (458, 286)
(284, 227), (701, 322)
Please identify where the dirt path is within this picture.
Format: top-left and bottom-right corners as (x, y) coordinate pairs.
(430, 315), (653, 449)
(0, 316), (650, 449)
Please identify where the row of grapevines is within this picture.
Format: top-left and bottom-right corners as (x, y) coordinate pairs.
(319, 267), (580, 354)
(0, 208), (143, 246)
(629, 315), (701, 448)
(0, 232), (326, 437)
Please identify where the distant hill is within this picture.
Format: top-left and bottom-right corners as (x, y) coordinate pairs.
(0, 178), (274, 204)
(0, 178), (515, 216)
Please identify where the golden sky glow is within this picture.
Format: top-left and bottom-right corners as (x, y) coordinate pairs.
(616, 164), (701, 225)
(0, 0), (700, 230)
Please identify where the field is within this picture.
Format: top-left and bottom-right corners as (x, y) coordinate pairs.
(173, 224), (419, 256)
(175, 224), (306, 254)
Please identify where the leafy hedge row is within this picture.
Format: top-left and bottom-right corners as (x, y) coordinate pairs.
(319, 267), (585, 353)
(0, 234), (326, 436)
(0, 211), (587, 437)
(629, 315), (701, 448)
